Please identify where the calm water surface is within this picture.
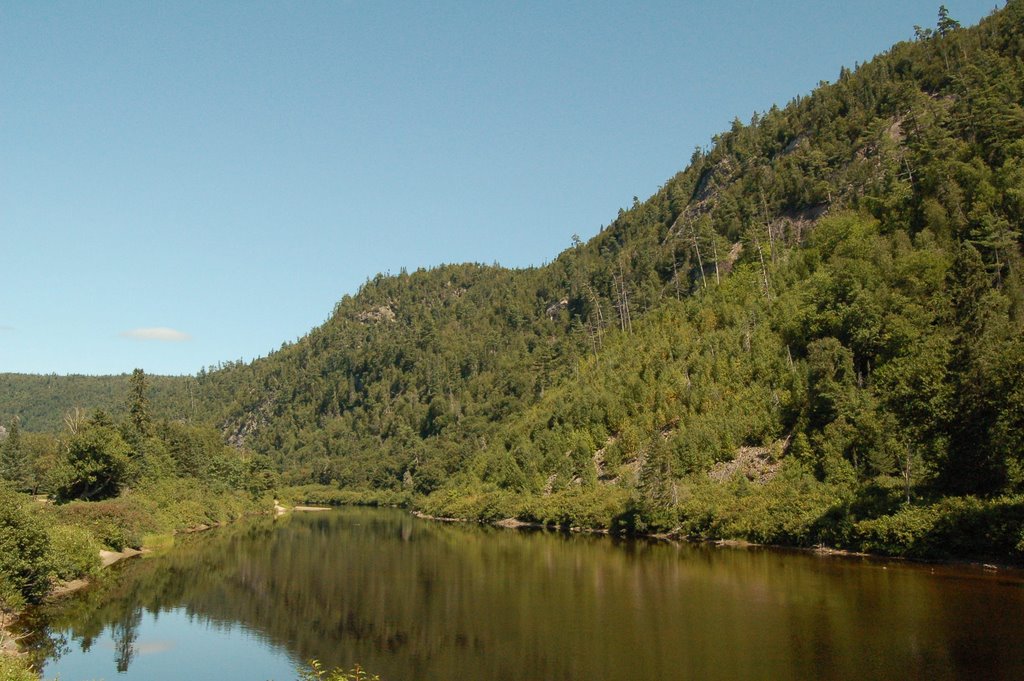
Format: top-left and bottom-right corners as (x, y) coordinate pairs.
(32, 507), (1024, 681)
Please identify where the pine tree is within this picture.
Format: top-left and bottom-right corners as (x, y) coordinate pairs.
(127, 368), (152, 439)
(942, 243), (1008, 495)
(0, 417), (27, 490)
(937, 5), (961, 37)
(637, 438), (677, 531)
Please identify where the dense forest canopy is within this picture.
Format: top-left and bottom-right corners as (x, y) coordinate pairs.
(3, 2), (1023, 562)
(0, 373), (195, 433)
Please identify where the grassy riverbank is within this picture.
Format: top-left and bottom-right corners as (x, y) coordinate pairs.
(0, 656), (36, 681)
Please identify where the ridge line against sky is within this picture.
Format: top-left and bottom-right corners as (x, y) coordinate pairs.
(0, 1), (999, 376)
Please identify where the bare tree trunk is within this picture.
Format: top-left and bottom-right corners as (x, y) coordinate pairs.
(64, 407), (86, 435)
(672, 250), (681, 300)
(691, 227), (707, 290)
(755, 237), (772, 300)
(759, 186), (776, 262)
(615, 264), (633, 334)
(711, 237), (721, 286)
(584, 283), (605, 351)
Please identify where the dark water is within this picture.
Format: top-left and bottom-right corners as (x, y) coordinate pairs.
(32, 507), (1024, 681)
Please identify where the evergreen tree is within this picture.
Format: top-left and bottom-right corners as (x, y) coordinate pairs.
(0, 417), (27, 490)
(127, 368), (152, 439)
(942, 243), (1009, 495)
(937, 5), (961, 37)
(637, 438), (677, 531)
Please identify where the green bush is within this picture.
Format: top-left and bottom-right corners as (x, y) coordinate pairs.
(418, 483), (634, 531)
(0, 656), (37, 681)
(0, 490), (51, 607)
(299, 660), (380, 681)
(675, 464), (848, 547)
(856, 495), (1024, 559)
(138, 477), (256, 529)
(855, 505), (937, 557)
(537, 487), (630, 530)
(45, 524), (101, 581)
(49, 480), (261, 552)
(53, 497), (157, 551)
(419, 483), (538, 524)
(281, 485), (410, 508)
(52, 421), (131, 502)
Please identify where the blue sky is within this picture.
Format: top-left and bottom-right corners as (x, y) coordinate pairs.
(1, 1), (999, 376)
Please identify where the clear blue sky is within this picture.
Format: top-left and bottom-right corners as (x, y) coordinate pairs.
(1, 1), (999, 376)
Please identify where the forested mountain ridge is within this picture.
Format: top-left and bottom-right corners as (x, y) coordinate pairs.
(5, 3), (1023, 560)
(0, 373), (195, 432)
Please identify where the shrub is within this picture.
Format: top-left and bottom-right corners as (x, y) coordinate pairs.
(520, 487), (630, 530)
(856, 495), (1024, 559)
(139, 478), (226, 529)
(53, 497), (157, 551)
(675, 463), (848, 547)
(0, 656), (37, 681)
(855, 505), (937, 557)
(281, 485), (410, 508)
(45, 524), (101, 581)
(0, 490), (51, 607)
(52, 422), (131, 502)
(299, 660), (380, 681)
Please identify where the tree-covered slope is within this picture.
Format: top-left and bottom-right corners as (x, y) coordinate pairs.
(189, 263), (579, 486)
(205, 0), (1022, 499)
(0, 373), (194, 432)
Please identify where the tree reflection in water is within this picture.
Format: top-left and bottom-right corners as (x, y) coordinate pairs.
(28, 508), (1024, 681)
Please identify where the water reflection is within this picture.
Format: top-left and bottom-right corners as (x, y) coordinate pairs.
(33, 508), (1024, 681)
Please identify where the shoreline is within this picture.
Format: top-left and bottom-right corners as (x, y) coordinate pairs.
(410, 510), (1023, 574)
(25, 503), (331, 607)
(275, 499), (332, 516)
(0, 508), (278, 664)
(0, 545), (150, 663)
(20, 503), (331, 609)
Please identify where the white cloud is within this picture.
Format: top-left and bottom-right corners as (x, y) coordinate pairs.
(99, 640), (174, 655)
(120, 327), (192, 342)
(135, 641), (175, 655)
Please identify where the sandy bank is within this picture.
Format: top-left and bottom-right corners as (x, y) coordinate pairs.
(47, 547), (146, 600)
(275, 499), (332, 515)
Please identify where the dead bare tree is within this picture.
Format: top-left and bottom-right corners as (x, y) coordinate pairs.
(750, 233), (773, 300)
(690, 222), (708, 290)
(711, 235), (721, 285)
(63, 407), (87, 435)
(582, 282), (607, 352)
(614, 264), (633, 334)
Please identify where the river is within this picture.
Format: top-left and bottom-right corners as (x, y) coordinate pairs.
(30, 507), (1024, 680)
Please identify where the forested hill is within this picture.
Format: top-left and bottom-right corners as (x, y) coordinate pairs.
(201, 3), (1024, 513)
(0, 373), (194, 432)
(7, 4), (1023, 558)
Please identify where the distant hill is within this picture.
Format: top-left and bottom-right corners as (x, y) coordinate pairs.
(0, 373), (195, 432)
